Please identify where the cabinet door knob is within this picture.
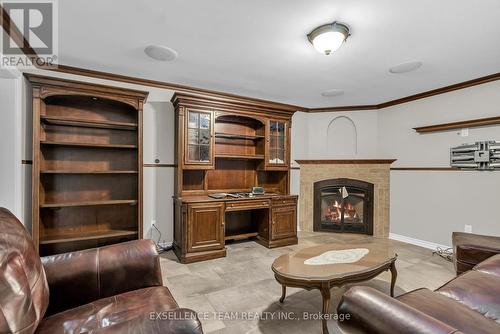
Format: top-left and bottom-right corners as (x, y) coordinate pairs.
(272, 221), (276, 225)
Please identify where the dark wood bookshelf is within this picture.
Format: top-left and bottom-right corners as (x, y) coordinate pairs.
(27, 74), (148, 256)
(172, 92), (296, 263)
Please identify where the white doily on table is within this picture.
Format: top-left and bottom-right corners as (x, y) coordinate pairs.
(304, 248), (369, 265)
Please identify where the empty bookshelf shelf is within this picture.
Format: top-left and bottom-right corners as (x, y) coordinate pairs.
(40, 199), (138, 208)
(41, 115), (138, 130)
(40, 230), (138, 244)
(41, 140), (138, 149)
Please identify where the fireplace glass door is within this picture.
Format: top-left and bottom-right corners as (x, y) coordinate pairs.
(314, 179), (374, 235)
(321, 187), (366, 232)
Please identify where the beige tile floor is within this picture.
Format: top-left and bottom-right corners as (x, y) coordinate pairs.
(160, 231), (455, 333)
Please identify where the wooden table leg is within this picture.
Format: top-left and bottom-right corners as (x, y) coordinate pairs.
(279, 285), (286, 303)
(390, 261), (398, 297)
(320, 285), (331, 334)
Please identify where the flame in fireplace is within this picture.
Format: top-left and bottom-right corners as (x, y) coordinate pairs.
(323, 200), (359, 223)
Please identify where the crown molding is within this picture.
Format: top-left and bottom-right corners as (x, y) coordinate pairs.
(376, 72), (500, 109)
(2, 4), (500, 113)
(295, 159), (396, 164)
(49, 64), (303, 113)
(307, 71), (500, 112)
(307, 104), (379, 112)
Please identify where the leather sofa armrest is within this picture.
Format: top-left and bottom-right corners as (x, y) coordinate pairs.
(41, 239), (162, 315)
(337, 287), (460, 334)
(452, 232), (500, 275)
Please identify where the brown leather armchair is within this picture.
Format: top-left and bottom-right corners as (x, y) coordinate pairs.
(337, 248), (500, 333)
(0, 208), (203, 334)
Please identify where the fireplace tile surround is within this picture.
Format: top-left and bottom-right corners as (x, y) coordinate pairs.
(296, 159), (396, 238)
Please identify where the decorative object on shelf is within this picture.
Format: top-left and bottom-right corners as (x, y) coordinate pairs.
(450, 141), (500, 170)
(251, 187), (265, 195)
(307, 21), (350, 55)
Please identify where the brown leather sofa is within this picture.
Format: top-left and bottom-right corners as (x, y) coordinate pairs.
(453, 231), (500, 275)
(337, 246), (500, 333)
(0, 208), (203, 334)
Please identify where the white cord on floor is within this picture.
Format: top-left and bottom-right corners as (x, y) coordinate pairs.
(152, 223), (172, 254)
(433, 247), (454, 262)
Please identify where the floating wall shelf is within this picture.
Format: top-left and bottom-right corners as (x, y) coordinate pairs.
(414, 116), (500, 133)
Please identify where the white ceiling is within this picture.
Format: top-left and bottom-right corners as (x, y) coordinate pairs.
(58, 0), (500, 108)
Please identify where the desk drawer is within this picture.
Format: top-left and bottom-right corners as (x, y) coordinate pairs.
(225, 200), (269, 211)
(271, 197), (297, 206)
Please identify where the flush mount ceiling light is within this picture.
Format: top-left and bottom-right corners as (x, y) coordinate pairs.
(321, 89), (344, 97)
(144, 45), (178, 61)
(389, 61), (423, 74)
(307, 22), (350, 55)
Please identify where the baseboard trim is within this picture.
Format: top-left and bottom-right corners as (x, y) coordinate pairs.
(389, 233), (451, 251)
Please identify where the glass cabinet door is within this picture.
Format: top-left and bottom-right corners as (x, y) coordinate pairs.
(186, 110), (212, 165)
(268, 120), (286, 165)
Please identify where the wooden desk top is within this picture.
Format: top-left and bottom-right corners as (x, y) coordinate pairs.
(176, 193), (298, 204)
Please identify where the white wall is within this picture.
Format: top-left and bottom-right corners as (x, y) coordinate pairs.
(142, 102), (176, 245)
(303, 110), (379, 159)
(0, 75), (23, 221)
(379, 80), (500, 246)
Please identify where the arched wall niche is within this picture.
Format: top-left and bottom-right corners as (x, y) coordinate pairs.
(326, 116), (358, 156)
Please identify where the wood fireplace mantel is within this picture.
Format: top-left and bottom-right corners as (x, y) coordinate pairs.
(295, 159), (397, 165)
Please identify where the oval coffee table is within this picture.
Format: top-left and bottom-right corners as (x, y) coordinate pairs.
(271, 243), (397, 334)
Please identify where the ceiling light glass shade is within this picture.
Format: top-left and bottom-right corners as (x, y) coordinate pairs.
(308, 22), (350, 55)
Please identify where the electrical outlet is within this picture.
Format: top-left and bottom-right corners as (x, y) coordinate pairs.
(464, 224), (473, 233)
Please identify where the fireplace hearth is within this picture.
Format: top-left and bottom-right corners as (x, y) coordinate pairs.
(314, 178), (374, 235)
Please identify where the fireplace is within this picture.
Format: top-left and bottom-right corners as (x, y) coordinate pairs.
(313, 178), (374, 235)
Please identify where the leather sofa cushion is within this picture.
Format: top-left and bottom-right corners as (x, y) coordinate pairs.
(474, 254), (500, 277)
(36, 286), (179, 334)
(437, 270), (500, 323)
(397, 288), (500, 334)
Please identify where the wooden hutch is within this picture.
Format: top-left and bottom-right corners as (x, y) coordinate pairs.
(27, 74), (148, 256)
(173, 92), (298, 263)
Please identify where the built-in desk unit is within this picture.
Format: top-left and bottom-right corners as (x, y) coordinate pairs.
(172, 92), (298, 263)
